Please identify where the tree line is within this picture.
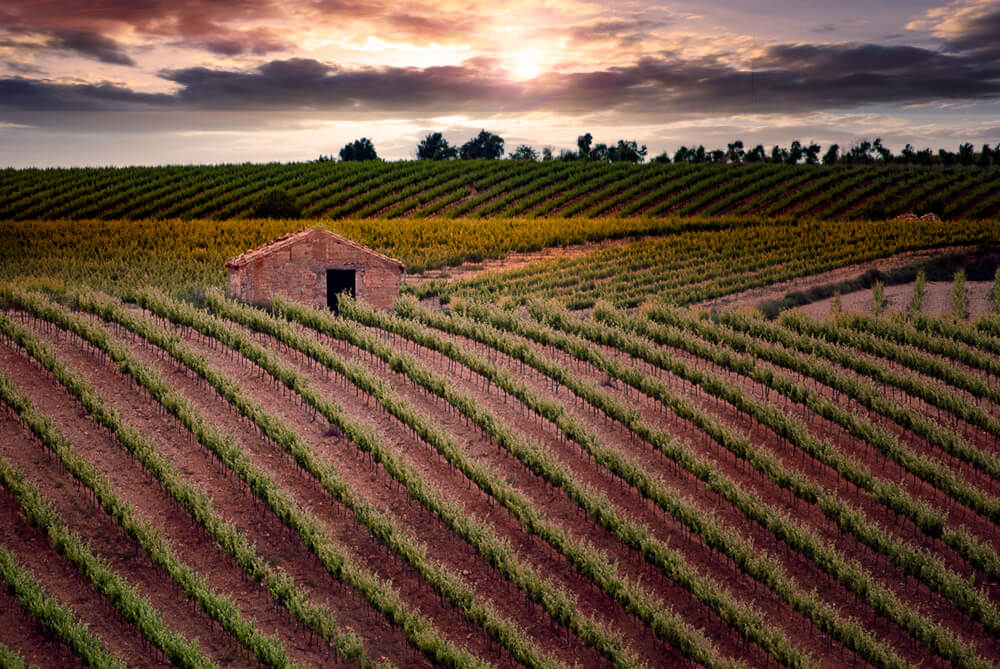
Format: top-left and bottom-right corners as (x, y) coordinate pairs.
(319, 132), (1000, 167)
(319, 130), (649, 163)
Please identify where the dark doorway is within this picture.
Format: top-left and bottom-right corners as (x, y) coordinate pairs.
(326, 269), (356, 312)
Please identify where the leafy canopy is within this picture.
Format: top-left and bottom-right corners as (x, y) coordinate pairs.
(416, 132), (458, 160)
(339, 137), (378, 161)
(460, 130), (505, 160)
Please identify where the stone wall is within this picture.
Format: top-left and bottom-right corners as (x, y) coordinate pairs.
(227, 233), (402, 310)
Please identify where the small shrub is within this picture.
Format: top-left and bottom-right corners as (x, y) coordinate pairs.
(910, 269), (926, 316)
(952, 269), (967, 319)
(992, 267), (1000, 315)
(830, 291), (841, 318)
(252, 188), (301, 219)
(871, 281), (885, 316)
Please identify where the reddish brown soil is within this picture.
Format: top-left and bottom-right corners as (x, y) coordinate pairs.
(695, 246), (981, 313)
(736, 173), (829, 217)
(117, 307), (600, 669)
(0, 326), (351, 667)
(158, 307), (679, 668)
(4, 286), (998, 668)
(0, 448), (170, 668)
(335, 321), (842, 668)
(407, 314), (1000, 665)
(435, 186), (478, 217)
(0, 583), (86, 669)
(0, 344), (248, 667)
(398, 319), (933, 665)
(4, 313), (431, 668)
(101, 305), (559, 667)
(534, 321), (1000, 658)
(628, 325), (1000, 563)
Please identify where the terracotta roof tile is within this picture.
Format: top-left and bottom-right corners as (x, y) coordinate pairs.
(225, 227), (404, 270)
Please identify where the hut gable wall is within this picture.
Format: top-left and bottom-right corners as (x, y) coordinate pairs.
(226, 228), (402, 310)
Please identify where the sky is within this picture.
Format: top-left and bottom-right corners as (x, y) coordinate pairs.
(1, 0), (998, 166)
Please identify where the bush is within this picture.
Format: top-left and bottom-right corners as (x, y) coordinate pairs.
(252, 188), (301, 219)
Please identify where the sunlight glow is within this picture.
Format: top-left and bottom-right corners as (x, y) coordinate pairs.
(507, 49), (545, 80)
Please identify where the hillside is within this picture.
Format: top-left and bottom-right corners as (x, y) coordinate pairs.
(3, 161), (999, 222)
(1, 158), (1000, 669)
(1, 280), (1000, 668)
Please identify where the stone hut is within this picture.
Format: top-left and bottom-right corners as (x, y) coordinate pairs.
(225, 228), (404, 311)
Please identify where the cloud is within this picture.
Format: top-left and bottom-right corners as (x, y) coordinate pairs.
(564, 17), (668, 46)
(180, 27), (291, 56)
(2, 60), (43, 74)
(157, 57), (520, 112)
(0, 76), (171, 111)
(907, 0), (1000, 54)
(0, 0), (476, 55)
(0, 26), (134, 67)
(756, 43), (939, 72)
(2, 41), (999, 119)
(46, 29), (135, 65)
(0, 0), (293, 57)
(380, 13), (479, 44)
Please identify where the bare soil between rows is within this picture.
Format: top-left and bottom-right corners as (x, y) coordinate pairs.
(404, 236), (646, 286)
(695, 245), (991, 314)
(474, 323), (990, 663)
(3, 312), (432, 668)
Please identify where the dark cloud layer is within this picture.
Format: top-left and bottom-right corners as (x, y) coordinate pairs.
(3, 41), (998, 119)
(0, 26), (135, 66)
(181, 27), (291, 57)
(0, 77), (171, 111)
(46, 29), (135, 65)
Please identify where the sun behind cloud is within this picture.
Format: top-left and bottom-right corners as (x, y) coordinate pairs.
(507, 49), (545, 80)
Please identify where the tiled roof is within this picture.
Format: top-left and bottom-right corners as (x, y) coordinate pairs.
(225, 227), (404, 270)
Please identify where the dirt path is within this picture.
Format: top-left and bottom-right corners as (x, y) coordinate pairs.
(404, 236), (649, 286)
(695, 245), (983, 313)
(797, 280), (998, 320)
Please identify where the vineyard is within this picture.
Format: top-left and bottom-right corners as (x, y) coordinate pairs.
(2, 162), (1000, 225)
(2, 157), (1000, 668)
(1, 230), (1000, 666)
